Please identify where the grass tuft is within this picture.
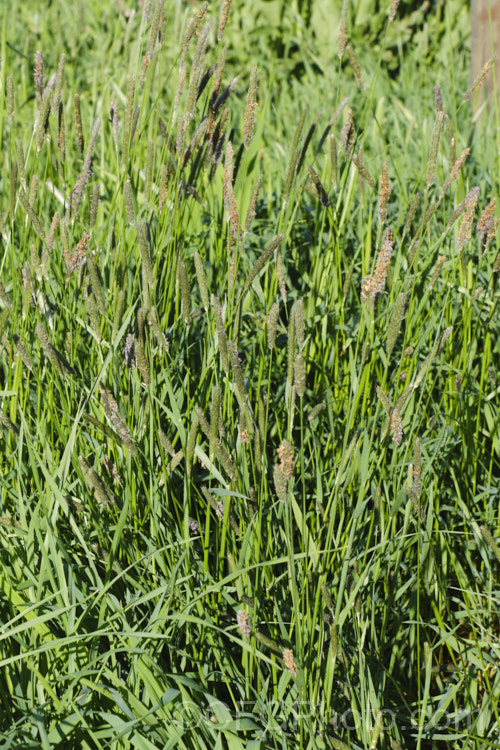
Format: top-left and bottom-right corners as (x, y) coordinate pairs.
(0, 2), (498, 749)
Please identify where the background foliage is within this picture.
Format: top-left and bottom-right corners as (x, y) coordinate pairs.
(0, 1), (498, 748)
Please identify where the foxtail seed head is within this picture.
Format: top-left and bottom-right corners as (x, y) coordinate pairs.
(243, 66), (258, 148)
(273, 464), (287, 502)
(282, 648), (297, 677)
(236, 609), (251, 637)
(267, 301), (279, 351)
(378, 162), (390, 223)
(390, 409), (403, 446)
(294, 353), (306, 398)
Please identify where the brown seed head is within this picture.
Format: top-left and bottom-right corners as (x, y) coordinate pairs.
(340, 108), (354, 158)
(477, 197), (497, 248)
(282, 648), (297, 676)
(389, 0), (400, 21)
(236, 609), (251, 637)
(434, 83), (444, 113)
(378, 162), (391, 223)
(34, 51), (45, 102)
(277, 439), (294, 479)
(456, 187), (479, 251)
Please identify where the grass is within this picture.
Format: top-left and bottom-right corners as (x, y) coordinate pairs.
(0, 0), (499, 748)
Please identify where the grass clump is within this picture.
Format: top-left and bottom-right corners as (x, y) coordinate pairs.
(0, 1), (498, 749)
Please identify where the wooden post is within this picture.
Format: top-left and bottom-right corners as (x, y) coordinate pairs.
(471, 0), (500, 107)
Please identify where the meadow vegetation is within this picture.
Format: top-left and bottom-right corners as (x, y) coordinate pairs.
(0, 0), (499, 748)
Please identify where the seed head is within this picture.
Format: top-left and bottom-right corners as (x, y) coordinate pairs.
(389, 0), (400, 22)
(277, 439), (294, 479)
(282, 648), (297, 676)
(426, 111), (444, 187)
(236, 609), (251, 637)
(243, 66), (258, 148)
(361, 228), (393, 301)
(218, 0), (232, 42)
(295, 300), (305, 346)
(6, 76), (14, 124)
(477, 197), (497, 248)
(378, 162), (391, 223)
(339, 108), (354, 158)
(346, 45), (364, 90)
(273, 464), (287, 502)
(434, 83), (444, 113)
(245, 172), (262, 233)
(34, 51), (45, 101)
(463, 57), (494, 103)
(456, 188), (479, 251)
(294, 353), (306, 398)
(267, 301), (279, 351)
(337, 0), (349, 59)
(390, 409), (403, 446)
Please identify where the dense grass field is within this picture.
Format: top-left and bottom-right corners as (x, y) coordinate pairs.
(0, 0), (499, 748)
